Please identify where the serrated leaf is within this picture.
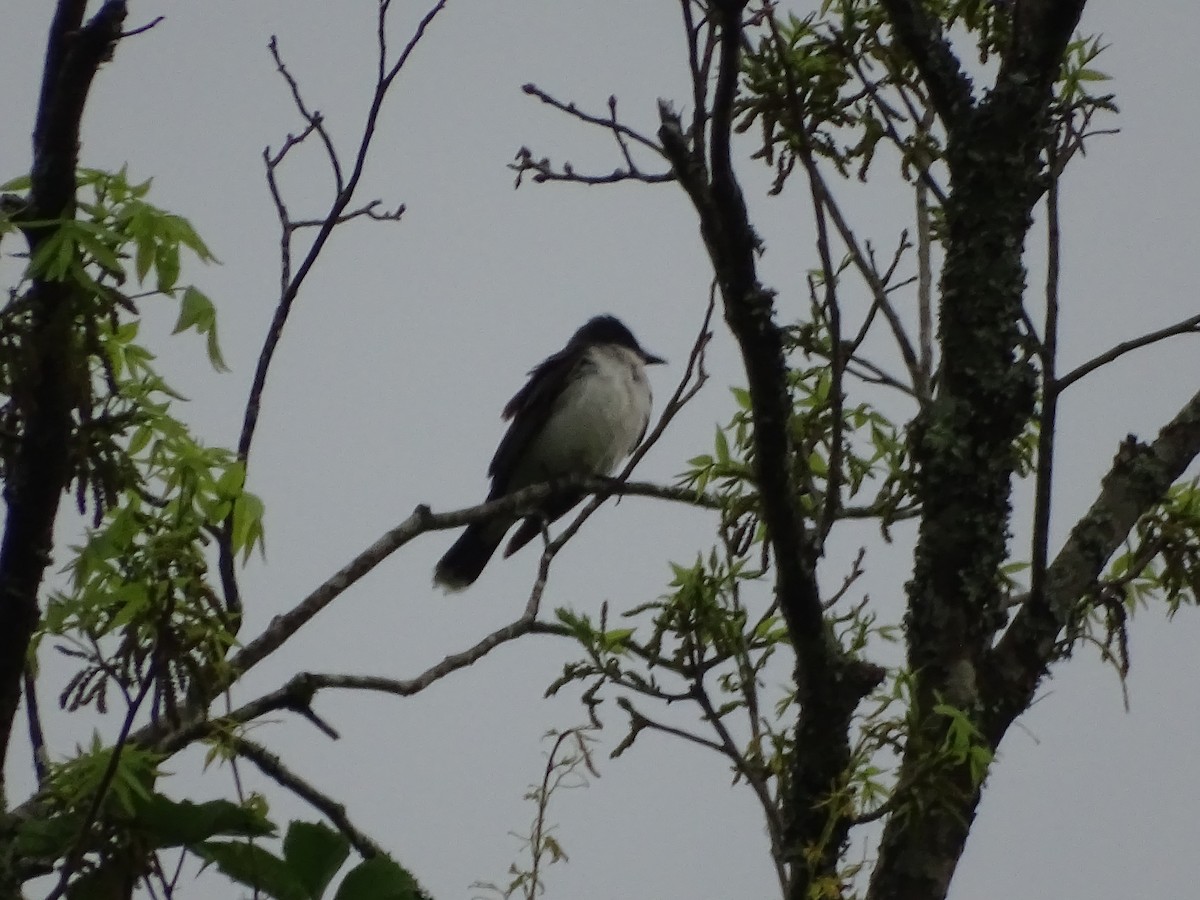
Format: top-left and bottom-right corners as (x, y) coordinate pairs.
(284, 821), (352, 900)
(197, 841), (308, 900)
(135, 795), (276, 848)
(332, 856), (422, 900)
(12, 813), (81, 859)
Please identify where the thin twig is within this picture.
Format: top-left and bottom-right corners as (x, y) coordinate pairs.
(121, 15), (165, 39)
(267, 36), (344, 191)
(690, 677), (788, 896)
(521, 84), (667, 156)
(1029, 162), (1062, 613)
(46, 668), (158, 900)
(1054, 312), (1200, 393)
(23, 663), (50, 785)
(225, 476), (716, 680)
(239, 0), (448, 463)
(616, 697), (724, 754)
(231, 736), (387, 858)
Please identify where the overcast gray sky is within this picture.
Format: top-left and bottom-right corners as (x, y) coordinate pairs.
(3, 1), (1199, 898)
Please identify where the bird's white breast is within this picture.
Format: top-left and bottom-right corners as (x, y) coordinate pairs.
(513, 344), (652, 486)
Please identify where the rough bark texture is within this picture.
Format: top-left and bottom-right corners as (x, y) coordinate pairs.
(867, 1), (1091, 898)
(0, 0), (126, 864)
(986, 392), (1200, 736)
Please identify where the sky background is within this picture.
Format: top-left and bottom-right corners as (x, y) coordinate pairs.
(3, 1), (1199, 898)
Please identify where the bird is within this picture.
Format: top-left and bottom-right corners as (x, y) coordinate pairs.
(434, 315), (665, 591)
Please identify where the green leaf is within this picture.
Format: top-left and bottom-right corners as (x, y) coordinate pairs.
(135, 795), (276, 848)
(206, 323), (230, 372)
(173, 285), (213, 334)
(174, 286), (229, 371)
(156, 243), (180, 292)
(198, 841), (308, 900)
(714, 427), (730, 464)
(333, 857), (422, 900)
(233, 491), (267, 561)
(135, 232), (154, 284)
(12, 812), (81, 859)
(0, 173), (32, 191)
(284, 821), (352, 900)
(215, 461), (246, 498)
(170, 214), (218, 262)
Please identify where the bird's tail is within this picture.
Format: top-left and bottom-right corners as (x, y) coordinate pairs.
(433, 521), (508, 592)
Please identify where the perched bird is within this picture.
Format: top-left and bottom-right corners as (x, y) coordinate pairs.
(434, 315), (665, 591)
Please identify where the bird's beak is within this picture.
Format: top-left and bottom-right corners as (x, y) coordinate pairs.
(641, 350), (667, 366)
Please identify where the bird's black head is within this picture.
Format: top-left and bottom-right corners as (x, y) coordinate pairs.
(572, 315), (666, 365)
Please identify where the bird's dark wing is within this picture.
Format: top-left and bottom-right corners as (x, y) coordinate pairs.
(487, 346), (578, 495)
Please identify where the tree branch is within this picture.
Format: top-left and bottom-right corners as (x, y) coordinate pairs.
(227, 477), (715, 679)
(230, 737), (388, 859)
(1054, 312), (1200, 393)
(1003, 0), (1090, 96)
(658, 5), (885, 896)
(237, 0), (447, 464)
(987, 388), (1200, 736)
(0, 0), (126, 804)
(877, 0), (974, 131)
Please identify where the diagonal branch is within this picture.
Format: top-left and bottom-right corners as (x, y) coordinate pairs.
(237, 0), (448, 464)
(230, 737), (388, 859)
(228, 476), (717, 679)
(877, 0), (974, 131)
(1054, 312), (1200, 393)
(986, 388), (1200, 736)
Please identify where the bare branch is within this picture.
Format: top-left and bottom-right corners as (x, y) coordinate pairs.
(689, 680), (788, 895)
(521, 84), (667, 156)
(512, 87), (673, 187)
(615, 696), (725, 755)
(238, 0), (447, 464)
(231, 736), (389, 859)
(227, 476), (716, 680)
(511, 149), (673, 187)
(1029, 166), (1063, 620)
(22, 664), (49, 785)
(291, 200), (405, 229)
(1054, 312), (1200, 393)
(267, 36), (344, 191)
(120, 15), (165, 39)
